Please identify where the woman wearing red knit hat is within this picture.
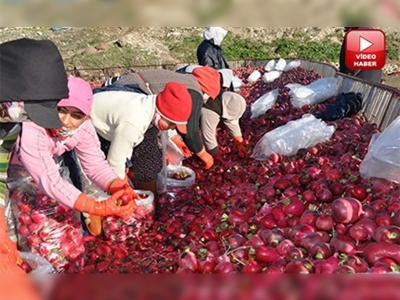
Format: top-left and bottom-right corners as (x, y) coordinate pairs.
(90, 82), (193, 196)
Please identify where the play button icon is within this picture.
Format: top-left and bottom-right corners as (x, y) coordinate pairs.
(359, 36), (373, 52)
(345, 29), (386, 70)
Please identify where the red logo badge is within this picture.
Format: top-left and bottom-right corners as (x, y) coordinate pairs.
(345, 29), (386, 70)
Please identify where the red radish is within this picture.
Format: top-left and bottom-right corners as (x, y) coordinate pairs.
(259, 229), (284, 247)
(330, 236), (357, 255)
(282, 197), (305, 217)
(313, 254), (340, 274)
(373, 226), (400, 244)
(341, 254), (369, 273)
(354, 218), (377, 238)
(315, 188), (333, 203)
(375, 212), (393, 227)
(393, 211), (400, 227)
(300, 232), (330, 251)
(198, 260), (216, 274)
(271, 206), (286, 221)
(329, 182), (345, 196)
(367, 262), (393, 273)
(301, 189), (317, 202)
(289, 224), (315, 247)
(283, 258), (315, 274)
(349, 224), (368, 243)
(242, 261), (262, 274)
(285, 246), (304, 260)
(348, 185), (368, 201)
(332, 265), (356, 274)
(310, 242), (332, 259)
(299, 210), (318, 226)
(255, 246), (280, 263)
(259, 215), (276, 229)
(331, 197), (363, 224)
(363, 242), (400, 266)
(315, 215), (335, 232)
(274, 178), (291, 191)
(276, 239), (295, 256)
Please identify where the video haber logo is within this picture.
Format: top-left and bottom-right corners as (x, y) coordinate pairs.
(345, 29), (386, 70)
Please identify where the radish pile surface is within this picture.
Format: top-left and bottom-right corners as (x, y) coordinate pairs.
(81, 66), (400, 274)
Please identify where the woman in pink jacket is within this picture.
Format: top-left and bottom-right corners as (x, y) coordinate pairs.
(10, 76), (137, 235)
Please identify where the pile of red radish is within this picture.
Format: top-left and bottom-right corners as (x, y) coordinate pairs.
(82, 65), (400, 274)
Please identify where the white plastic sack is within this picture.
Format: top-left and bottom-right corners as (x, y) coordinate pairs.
(275, 58), (287, 71)
(157, 165), (196, 196)
(19, 251), (55, 274)
(360, 116), (400, 183)
(232, 76), (243, 92)
(287, 77), (337, 108)
(263, 71), (281, 83)
(251, 114), (335, 159)
(284, 60), (301, 72)
(265, 59), (276, 72)
(247, 70), (261, 83)
(250, 89), (279, 119)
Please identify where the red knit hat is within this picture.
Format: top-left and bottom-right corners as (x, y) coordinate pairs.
(156, 82), (192, 134)
(192, 66), (221, 100)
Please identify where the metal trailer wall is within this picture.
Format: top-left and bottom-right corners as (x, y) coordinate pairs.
(176, 59), (400, 131)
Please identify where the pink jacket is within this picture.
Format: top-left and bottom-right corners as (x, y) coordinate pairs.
(10, 120), (117, 208)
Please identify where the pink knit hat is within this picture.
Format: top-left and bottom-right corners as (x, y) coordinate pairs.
(156, 82), (192, 134)
(58, 75), (93, 115)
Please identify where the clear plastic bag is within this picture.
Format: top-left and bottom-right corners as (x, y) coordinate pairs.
(232, 76), (243, 92)
(251, 114), (336, 159)
(7, 164), (85, 273)
(360, 117), (400, 183)
(102, 189), (155, 242)
(157, 165), (196, 196)
(287, 77), (338, 108)
(250, 89), (279, 119)
(18, 251), (55, 274)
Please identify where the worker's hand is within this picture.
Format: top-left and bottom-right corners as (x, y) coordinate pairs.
(234, 136), (247, 158)
(171, 135), (192, 158)
(196, 147), (214, 170)
(74, 190), (136, 219)
(0, 207), (23, 269)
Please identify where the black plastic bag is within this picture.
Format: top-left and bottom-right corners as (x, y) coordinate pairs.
(315, 92), (363, 121)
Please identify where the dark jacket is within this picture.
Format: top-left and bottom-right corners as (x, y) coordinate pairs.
(115, 70), (205, 153)
(197, 40), (230, 70)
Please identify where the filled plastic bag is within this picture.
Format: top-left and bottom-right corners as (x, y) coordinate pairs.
(247, 70), (261, 83)
(287, 77), (338, 108)
(360, 116), (400, 183)
(232, 76), (243, 92)
(262, 71), (281, 83)
(102, 189), (155, 242)
(275, 58), (287, 71)
(252, 114), (336, 159)
(315, 92), (363, 121)
(157, 165), (196, 196)
(284, 60), (301, 72)
(18, 251), (54, 274)
(7, 165), (85, 273)
(265, 59), (276, 72)
(250, 89), (279, 119)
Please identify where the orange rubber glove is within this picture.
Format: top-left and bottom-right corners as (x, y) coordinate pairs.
(171, 135), (192, 158)
(234, 136), (247, 158)
(107, 177), (139, 201)
(73, 190), (135, 219)
(196, 147), (214, 170)
(0, 207), (24, 273)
